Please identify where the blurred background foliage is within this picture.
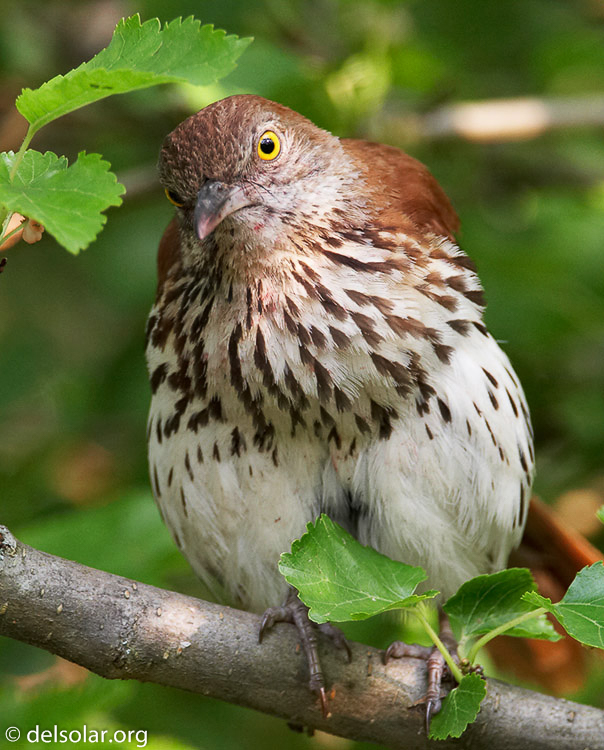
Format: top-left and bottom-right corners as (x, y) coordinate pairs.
(1, 0), (604, 747)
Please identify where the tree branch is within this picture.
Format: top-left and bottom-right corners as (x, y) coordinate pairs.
(380, 94), (604, 144)
(1, 525), (602, 749)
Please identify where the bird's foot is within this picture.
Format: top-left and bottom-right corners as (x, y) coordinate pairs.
(316, 621), (353, 662)
(384, 611), (459, 732)
(259, 589), (351, 717)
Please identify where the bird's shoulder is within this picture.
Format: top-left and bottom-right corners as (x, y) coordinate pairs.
(341, 139), (460, 243)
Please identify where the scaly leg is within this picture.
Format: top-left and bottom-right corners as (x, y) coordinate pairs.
(259, 587), (351, 716)
(384, 609), (459, 731)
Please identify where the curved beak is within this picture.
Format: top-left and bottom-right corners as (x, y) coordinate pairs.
(194, 180), (251, 241)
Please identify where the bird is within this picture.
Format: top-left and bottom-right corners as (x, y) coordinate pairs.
(145, 94), (535, 722)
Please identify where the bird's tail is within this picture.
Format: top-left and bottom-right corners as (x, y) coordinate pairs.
(490, 496), (603, 694)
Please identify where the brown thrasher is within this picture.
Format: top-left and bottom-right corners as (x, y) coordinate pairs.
(146, 95), (536, 721)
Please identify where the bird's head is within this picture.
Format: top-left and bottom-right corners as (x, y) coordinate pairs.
(159, 95), (358, 248)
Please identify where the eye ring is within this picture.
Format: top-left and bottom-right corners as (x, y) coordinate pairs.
(165, 188), (185, 207)
(257, 130), (281, 161)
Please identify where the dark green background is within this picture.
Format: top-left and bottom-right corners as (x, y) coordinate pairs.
(1, 1), (603, 747)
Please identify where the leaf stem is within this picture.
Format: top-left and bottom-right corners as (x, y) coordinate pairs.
(9, 124), (37, 181)
(466, 607), (548, 664)
(412, 607), (464, 683)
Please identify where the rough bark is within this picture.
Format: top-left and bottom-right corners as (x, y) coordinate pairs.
(0, 525), (602, 749)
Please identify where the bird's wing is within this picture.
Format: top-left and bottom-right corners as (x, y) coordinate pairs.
(155, 217), (181, 298)
(341, 138), (460, 242)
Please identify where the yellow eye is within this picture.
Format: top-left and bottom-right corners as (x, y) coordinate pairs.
(165, 188), (185, 207)
(257, 131), (281, 161)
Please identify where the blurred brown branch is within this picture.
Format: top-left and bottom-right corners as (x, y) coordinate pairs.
(380, 94), (604, 144)
(1, 525), (603, 749)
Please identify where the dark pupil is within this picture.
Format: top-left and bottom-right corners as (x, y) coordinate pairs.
(168, 190), (182, 204)
(260, 137), (275, 154)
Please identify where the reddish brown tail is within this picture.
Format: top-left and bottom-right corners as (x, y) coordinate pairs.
(489, 497), (603, 694)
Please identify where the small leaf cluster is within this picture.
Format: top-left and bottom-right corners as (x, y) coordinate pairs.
(0, 15), (250, 253)
(279, 514), (604, 740)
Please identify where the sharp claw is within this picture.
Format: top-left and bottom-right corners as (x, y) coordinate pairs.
(344, 641), (353, 663)
(258, 615), (268, 644)
(383, 643), (394, 665)
(425, 700), (432, 733)
(258, 606), (284, 643)
(425, 698), (441, 732)
(319, 686), (329, 718)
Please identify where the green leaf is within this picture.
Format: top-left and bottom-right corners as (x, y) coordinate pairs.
(523, 562), (604, 649)
(16, 15), (252, 131)
(0, 150), (124, 253)
(523, 591), (553, 610)
(278, 514), (437, 624)
(428, 673), (487, 740)
(444, 568), (560, 641)
(597, 506), (604, 525)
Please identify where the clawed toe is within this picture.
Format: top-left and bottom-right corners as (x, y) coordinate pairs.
(425, 646), (452, 728)
(425, 697), (442, 732)
(318, 622), (352, 662)
(383, 641), (433, 664)
(258, 588), (350, 718)
(384, 610), (460, 731)
(258, 604), (293, 643)
(318, 686), (328, 717)
(386, 642), (453, 729)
